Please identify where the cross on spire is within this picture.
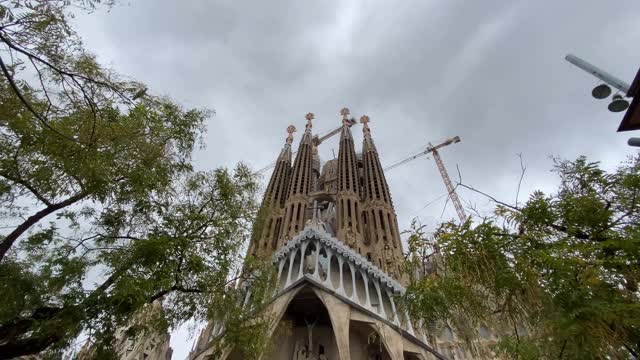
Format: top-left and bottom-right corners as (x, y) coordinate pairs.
(286, 124), (296, 144)
(305, 113), (314, 131)
(340, 107), (350, 126)
(360, 115), (370, 132)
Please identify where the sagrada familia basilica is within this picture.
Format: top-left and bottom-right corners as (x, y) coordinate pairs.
(184, 109), (492, 359)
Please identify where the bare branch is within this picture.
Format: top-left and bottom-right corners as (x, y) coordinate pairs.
(456, 182), (520, 211)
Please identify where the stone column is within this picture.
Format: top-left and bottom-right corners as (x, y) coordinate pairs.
(313, 289), (351, 360)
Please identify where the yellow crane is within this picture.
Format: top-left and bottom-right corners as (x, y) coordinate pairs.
(384, 136), (467, 223)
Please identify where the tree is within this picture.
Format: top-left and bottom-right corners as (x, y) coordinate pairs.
(0, 1), (275, 358)
(402, 156), (640, 359)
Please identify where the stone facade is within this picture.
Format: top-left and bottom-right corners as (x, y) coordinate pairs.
(77, 301), (173, 360)
(248, 109), (406, 285)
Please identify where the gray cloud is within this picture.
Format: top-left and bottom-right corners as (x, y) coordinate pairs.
(73, 0), (640, 356)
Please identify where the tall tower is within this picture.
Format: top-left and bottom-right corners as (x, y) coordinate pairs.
(189, 109), (446, 360)
(335, 107), (363, 250)
(360, 115), (405, 282)
(279, 113), (315, 247)
(248, 125), (295, 257)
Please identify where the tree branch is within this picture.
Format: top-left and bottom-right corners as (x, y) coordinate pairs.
(0, 53), (79, 144)
(0, 329), (66, 360)
(0, 191), (88, 262)
(28, 57), (53, 117)
(456, 182), (519, 211)
(0, 170), (52, 206)
(149, 285), (203, 303)
(0, 31), (132, 105)
(558, 339), (567, 359)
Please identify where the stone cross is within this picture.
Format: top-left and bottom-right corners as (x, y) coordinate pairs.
(305, 112), (314, 130)
(360, 115), (370, 131)
(287, 124), (296, 145)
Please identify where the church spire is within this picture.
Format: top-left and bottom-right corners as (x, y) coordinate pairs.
(279, 113), (315, 245)
(265, 125), (295, 206)
(361, 115), (390, 205)
(335, 107), (363, 249)
(248, 125), (294, 256)
(361, 114), (376, 151)
(360, 115), (404, 281)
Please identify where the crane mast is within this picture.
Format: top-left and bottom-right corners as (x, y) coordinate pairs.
(384, 136), (467, 223)
(429, 143), (466, 223)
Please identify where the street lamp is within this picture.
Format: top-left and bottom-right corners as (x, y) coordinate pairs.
(565, 54), (640, 145)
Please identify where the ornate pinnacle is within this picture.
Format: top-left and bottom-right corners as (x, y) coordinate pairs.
(360, 115), (370, 132)
(286, 124), (296, 144)
(340, 107), (350, 126)
(305, 112), (314, 130)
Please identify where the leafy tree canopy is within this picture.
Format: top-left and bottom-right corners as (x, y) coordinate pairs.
(0, 1), (274, 358)
(403, 156), (640, 359)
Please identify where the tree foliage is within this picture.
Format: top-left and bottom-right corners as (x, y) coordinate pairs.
(403, 156), (640, 359)
(0, 1), (275, 358)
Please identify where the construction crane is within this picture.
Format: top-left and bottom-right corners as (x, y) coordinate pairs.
(384, 136), (467, 223)
(255, 119), (357, 175)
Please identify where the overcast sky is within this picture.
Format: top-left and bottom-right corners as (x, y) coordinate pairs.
(73, 0), (640, 357)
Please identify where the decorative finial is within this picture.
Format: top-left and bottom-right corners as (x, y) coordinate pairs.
(286, 124), (296, 144)
(360, 115), (370, 132)
(305, 112), (314, 130)
(340, 107), (350, 126)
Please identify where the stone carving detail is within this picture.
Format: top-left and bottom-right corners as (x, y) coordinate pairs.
(287, 125), (297, 144)
(383, 244), (397, 278)
(273, 224), (405, 295)
(293, 341), (307, 360)
(303, 253), (316, 274)
(292, 329), (327, 360)
(345, 226), (356, 249)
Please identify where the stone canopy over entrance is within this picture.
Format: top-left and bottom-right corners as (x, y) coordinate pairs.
(190, 223), (446, 360)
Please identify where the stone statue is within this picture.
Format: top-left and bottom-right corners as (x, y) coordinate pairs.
(304, 315), (318, 354)
(383, 244), (396, 278)
(293, 341), (302, 360)
(367, 345), (383, 360)
(293, 342), (307, 360)
(303, 252), (316, 274)
(318, 344), (328, 360)
(345, 226), (356, 249)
